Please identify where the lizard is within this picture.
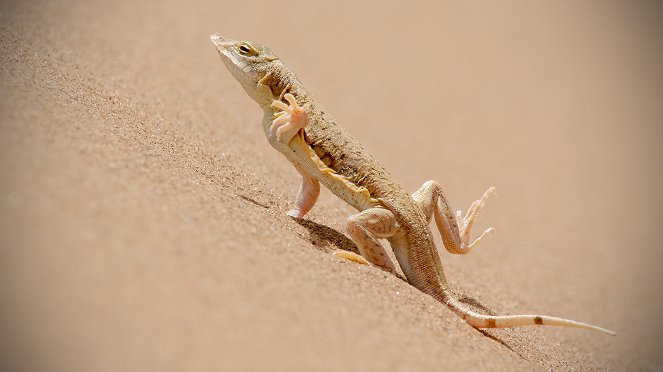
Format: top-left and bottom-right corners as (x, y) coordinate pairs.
(209, 33), (615, 336)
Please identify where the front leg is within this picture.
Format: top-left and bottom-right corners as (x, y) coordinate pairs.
(287, 168), (320, 218)
(413, 180), (495, 254)
(270, 93), (310, 143)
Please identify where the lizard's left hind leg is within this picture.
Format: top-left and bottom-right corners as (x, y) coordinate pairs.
(413, 181), (495, 254)
(334, 207), (399, 274)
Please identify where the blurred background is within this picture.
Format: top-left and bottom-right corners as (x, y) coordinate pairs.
(1, 0), (662, 370)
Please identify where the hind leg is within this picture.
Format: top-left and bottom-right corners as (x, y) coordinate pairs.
(413, 180), (495, 254)
(334, 207), (399, 274)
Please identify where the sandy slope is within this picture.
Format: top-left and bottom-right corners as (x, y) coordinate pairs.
(1, 0), (662, 370)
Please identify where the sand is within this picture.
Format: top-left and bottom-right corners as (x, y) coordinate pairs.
(1, 0), (662, 370)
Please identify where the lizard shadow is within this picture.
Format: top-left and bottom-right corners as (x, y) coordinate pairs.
(477, 329), (529, 361)
(293, 217), (411, 283)
(292, 217), (360, 254)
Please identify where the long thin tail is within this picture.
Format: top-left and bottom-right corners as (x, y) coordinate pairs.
(444, 296), (616, 335)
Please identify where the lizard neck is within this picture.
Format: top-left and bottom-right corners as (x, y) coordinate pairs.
(256, 61), (311, 108)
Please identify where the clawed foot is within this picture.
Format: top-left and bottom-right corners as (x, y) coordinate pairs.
(332, 250), (370, 265)
(270, 93), (309, 143)
(332, 250), (399, 276)
(457, 186), (496, 249)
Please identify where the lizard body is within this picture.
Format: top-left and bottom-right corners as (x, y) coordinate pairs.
(210, 34), (615, 335)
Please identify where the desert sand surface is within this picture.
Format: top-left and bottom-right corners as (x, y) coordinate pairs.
(1, 0), (662, 370)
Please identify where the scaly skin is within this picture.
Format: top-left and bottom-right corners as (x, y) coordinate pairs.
(210, 34), (615, 335)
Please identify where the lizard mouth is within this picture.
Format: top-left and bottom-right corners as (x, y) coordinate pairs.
(209, 33), (258, 79)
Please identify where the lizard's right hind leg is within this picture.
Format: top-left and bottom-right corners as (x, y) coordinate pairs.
(412, 181), (495, 254)
(334, 207), (399, 274)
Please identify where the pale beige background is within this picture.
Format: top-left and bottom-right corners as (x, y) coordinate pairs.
(1, 0), (662, 370)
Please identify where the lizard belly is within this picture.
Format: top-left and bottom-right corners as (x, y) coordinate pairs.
(278, 130), (380, 212)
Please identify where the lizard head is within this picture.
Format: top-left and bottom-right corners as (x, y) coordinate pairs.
(210, 34), (279, 101)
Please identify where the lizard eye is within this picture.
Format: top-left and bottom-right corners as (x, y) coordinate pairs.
(238, 43), (255, 56)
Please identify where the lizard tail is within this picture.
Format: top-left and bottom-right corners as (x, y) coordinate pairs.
(443, 296), (616, 335)
(378, 193), (615, 335)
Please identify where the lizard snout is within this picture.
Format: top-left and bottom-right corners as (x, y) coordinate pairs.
(209, 33), (232, 48)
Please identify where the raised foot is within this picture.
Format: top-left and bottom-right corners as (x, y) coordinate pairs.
(457, 186), (496, 250)
(270, 93), (309, 143)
